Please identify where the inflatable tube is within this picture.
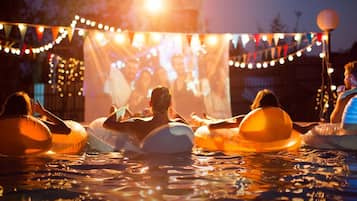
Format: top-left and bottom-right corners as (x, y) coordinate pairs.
(195, 107), (302, 153)
(87, 118), (194, 154)
(141, 122), (194, 154)
(87, 117), (141, 152)
(50, 120), (88, 154)
(0, 116), (52, 155)
(303, 123), (357, 150)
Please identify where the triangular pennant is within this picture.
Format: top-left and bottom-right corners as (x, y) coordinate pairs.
(271, 47), (276, 59)
(283, 44), (289, 57)
(306, 33), (313, 44)
(18, 24), (27, 43)
(277, 46), (282, 58)
(253, 52), (257, 61)
(4, 24), (12, 39)
(186, 34), (192, 46)
(128, 31), (135, 44)
(254, 34), (260, 47)
(36, 26), (44, 42)
(266, 34), (273, 46)
(51, 27), (60, 40)
(317, 32), (322, 42)
(273, 33), (280, 46)
(231, 34), (239, 49)
(241, 34), (250, 48)
(66, 27), (74, 43)
(199, 34), (205, 45)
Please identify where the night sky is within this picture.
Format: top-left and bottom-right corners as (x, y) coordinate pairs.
(203, 0), (357, 52)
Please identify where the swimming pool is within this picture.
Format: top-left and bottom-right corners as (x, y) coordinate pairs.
(0, 147), (357, 200)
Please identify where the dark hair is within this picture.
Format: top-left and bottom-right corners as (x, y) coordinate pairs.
(150, 86), (171, 113)
(345, 61), (357, 79)
(250, 89), (280, 110)
(1, 91), (32, 116)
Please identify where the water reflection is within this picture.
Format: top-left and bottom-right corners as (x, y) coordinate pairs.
(1, 148), (357, 200)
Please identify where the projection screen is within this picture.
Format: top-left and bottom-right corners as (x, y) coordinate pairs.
(83, 31), (231, 122)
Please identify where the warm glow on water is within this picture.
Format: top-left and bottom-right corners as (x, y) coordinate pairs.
(0, 148), (356, 200)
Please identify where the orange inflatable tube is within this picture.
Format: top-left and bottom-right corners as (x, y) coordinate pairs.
(50, 120), (88, 154)
(195, 107), (302, 153)
(0, 116), (52, 155)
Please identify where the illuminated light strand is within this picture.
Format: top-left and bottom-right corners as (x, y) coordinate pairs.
(48, 54), (84, 97)
(74, 15), (122, 33)
(0, 21), (71, 55)
(229, 37), (319, 69)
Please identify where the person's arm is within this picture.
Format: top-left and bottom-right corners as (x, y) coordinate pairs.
(330, 94), (344, 123)
(208, 115), (245, 129)
(292, 122), (318, 134)
(103, 110), (143, 135)
(32, 100), (71, 134)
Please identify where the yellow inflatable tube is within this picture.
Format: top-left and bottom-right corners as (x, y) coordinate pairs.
(195, 107), (302, 153)
(50, 120), (88, 155)
(0, 116), (52, 155)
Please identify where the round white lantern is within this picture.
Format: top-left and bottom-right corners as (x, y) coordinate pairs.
(317, 9), (339, 31)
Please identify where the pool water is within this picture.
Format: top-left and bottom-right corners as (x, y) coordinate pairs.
(1, 147), (357, 200)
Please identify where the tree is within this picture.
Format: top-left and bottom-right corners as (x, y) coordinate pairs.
(270, 13), (288, 33)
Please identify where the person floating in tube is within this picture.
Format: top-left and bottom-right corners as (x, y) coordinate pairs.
(103, 86), (188, 142)
(330, 61), (357, 123)
(191, 89), (316, 134)
(0, 91), (70, 134)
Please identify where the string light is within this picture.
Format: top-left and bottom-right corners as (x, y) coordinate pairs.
(48, 54), (85, 97)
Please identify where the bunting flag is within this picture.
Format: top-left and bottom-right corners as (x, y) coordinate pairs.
(186, 34), (192, 46)
(271, 47), (276, 59)
(266, 34), (273, 46)
(306, 33), (313, 44)
(264, 49), (269, 60)
(231, 34), (239, 49)
(36, 26), (44, 42)
(277, 46), (282, 58)
(253, 52), (257, 61)
(273, 34), (280, 46)
(254, 33), (260, 47)
(128, 31), (135, 44)
(66, 27), (74, 42)
(283, 44), (289, 57)
(52, 27), (60, 40)
(241, 34), (250, 48)
(317, 32), (322, 42)
(4, 24), (12, 39)
(199, 34), (205, 45)
(18, 24), (27, 43)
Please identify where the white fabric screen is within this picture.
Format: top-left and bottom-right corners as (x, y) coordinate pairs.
(83, 31), (231, 122)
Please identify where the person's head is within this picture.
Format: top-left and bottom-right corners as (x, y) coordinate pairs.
(250, 89), (280, 110)
(1, 91), (32, 116)
(171, 54), (185, 75)
(344, 61), (357, 89)
(122, 59), (139, 81)
(150, 86), (171, 114)
(135, 68), (153, 90)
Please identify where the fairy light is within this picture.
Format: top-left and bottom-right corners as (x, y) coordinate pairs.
(48, 54), (85, 97)
(327, 67), (334, 74)
(228, 60), (234, 66)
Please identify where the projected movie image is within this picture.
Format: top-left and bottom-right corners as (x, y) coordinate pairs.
(84, 31), (231, 121)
